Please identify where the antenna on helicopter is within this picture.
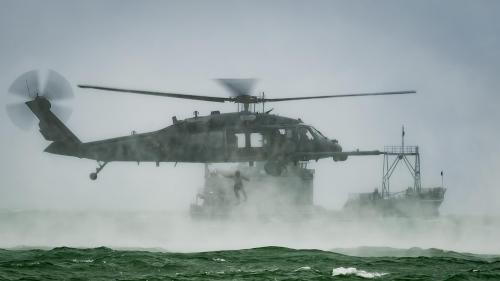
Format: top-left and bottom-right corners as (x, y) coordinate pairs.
(262, 91), (265, 113)
(25, 80), (32, 98)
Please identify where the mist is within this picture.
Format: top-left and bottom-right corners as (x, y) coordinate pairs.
(1, 0), (500, 254)
(2, 209), (500, 255)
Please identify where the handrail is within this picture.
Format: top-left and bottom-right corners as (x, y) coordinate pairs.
(384, 145), (418, 154)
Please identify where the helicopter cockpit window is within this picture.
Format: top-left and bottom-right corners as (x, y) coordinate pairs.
(310, 127), (326, 138)
(299, 127), (314, 141)
(305, 129), (314, 141)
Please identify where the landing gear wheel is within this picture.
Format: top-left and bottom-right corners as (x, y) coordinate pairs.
(89, 162), (108, 181)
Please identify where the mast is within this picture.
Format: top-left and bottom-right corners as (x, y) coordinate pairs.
(381, 126), (421, 197)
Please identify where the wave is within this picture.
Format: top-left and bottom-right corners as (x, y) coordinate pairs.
(331, 246), (500, 260)
(1, 246), (499, 280)
(332, 267), (388, 278)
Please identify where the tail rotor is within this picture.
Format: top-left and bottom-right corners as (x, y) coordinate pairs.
(6, 70), (74, 130)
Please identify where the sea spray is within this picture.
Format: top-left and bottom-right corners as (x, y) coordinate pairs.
(332, 267), (388, 278)
(2, 210), (500, 254)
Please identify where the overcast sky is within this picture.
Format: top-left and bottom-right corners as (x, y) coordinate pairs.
(1, 0), (499, 214)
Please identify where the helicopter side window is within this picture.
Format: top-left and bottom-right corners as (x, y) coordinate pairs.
(305, 129), (314, 141)
(268, 128), (285, 146)
(233, 133), (264, 148)
(298, 127), (314, 141)
(250, 133), (263, 148)
(235, 133), (246, 148)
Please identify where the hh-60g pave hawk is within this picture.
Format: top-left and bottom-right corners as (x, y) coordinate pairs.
(6, 70), (415, 180)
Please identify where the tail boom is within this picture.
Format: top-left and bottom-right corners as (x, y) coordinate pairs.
(26, 97), (81, 156)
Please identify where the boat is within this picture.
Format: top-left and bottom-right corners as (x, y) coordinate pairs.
(343, 128), (446, 217)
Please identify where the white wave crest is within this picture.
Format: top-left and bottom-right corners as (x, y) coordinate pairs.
(332, 267), (387, 278)
(71, 259), (94, 263)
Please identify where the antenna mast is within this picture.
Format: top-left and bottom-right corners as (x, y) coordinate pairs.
(382, 127), (422, 197)
(25, 80), (32, 98)
(402, 125), (405, 148)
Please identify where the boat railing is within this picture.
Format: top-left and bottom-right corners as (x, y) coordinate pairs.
(384, 145), (418, 155)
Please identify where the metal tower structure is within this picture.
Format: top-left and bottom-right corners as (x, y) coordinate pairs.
(381, 126), (421, 198)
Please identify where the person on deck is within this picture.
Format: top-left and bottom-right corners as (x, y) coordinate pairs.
(225, 170), (249, 203)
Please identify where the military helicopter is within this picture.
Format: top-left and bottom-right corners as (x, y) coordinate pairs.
(6, 70), (415, 180)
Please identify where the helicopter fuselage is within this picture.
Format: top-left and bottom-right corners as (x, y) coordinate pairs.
(45, 110), (344, 167)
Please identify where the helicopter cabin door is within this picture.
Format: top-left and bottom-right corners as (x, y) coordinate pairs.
(297, 126), (317, 152)
(225, 130), (265, 161)
(264, 127), (296, 158)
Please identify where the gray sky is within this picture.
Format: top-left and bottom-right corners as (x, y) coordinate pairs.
(1, 0), (499, 214)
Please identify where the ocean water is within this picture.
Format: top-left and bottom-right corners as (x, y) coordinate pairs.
(1, 246), (499, 280)
(1, 210), (500, 280)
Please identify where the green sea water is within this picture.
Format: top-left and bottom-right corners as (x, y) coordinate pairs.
(1, 246), (499, 281)
(2, 210), (500, 280)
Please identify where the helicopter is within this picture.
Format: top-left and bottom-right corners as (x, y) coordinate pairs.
(6, 70), (415, 180)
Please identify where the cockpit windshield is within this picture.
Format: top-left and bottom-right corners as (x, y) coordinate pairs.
(309, 127), (326, 138)
(298, 126), (325, 141)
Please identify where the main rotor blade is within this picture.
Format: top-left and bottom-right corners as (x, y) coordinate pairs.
(262, 90), (416, 102)
(78, 85), (231, 103)
(216, 79), (257, 97)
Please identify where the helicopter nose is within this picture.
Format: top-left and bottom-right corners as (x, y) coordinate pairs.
(330, 139), (342, 152)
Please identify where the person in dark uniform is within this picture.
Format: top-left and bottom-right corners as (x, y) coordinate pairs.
(225, 170), (249, 203)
